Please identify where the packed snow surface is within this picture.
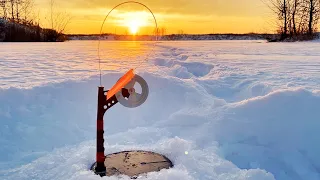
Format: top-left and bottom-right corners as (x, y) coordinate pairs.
(0, 40), (320, 180)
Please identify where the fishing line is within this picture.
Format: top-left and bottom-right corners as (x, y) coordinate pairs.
(97, 1), (159, 86)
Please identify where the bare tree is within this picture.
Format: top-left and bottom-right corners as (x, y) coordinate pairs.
(263, 0), (320, 39)
(153, 27), (159, 37)
(48, 0), (71, 34)
(153, 27), (167, 37)
(177, 29), (184, 35)
(15, 0), (22, 21)
(262, 0), (289, 36)
(284, 0), (288, 35)
(0, 0), (8, 19)
(1, 0), (35, 23)
(304, 0), (320, 34)
(50, 0), (53, 29)
(160, 27), (166, 36)
(291, 0), (300, 34)
(9, 0), (14, 20)
(21, 0), (34, 24)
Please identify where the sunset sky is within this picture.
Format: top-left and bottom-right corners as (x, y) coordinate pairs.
(34, 0), (276, 35)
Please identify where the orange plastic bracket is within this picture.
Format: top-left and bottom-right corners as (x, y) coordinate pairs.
(106, 69), (135, 100)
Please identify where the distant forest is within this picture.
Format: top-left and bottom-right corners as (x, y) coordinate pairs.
(67, 33), (281, 41)
(0, 0), (70, 42)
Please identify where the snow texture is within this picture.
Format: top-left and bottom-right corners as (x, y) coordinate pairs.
(0, 40), (320, 180)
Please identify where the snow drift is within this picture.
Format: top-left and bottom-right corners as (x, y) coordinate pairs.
(0, 41), (319, 180)
(0, 73), (319, 180)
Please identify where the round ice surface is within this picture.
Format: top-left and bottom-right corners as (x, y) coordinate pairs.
(91, 151), (173, 178)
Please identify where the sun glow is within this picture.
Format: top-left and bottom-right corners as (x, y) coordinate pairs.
(116, 11), (151, 35)
(128, 20), (140, 35)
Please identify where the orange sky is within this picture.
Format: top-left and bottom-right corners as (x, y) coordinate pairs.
(34, 0), (276, 34)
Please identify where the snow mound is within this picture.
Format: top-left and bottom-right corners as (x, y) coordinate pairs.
(151, 58), (214, 78)
(1, 72), (319, 180)
(2, 137), (274, 180)
(214, 89), (320, 180)
(0, 72), (276, 180)
(1, 41), (320, 180)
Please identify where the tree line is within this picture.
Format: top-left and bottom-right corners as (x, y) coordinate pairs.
(264, 0), (320, 40)
(0, 0), (36, 26)
(0, 0), (70, 41)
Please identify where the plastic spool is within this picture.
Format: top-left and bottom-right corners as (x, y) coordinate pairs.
(97, 1), (159, 86)
(116, 74), (149, 108)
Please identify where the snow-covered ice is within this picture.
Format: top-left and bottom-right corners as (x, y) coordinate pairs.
(0, 40), (319, 180)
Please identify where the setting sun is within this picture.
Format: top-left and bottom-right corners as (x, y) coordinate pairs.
(128, 20), (140, 35)
(115, 11), (151, 35)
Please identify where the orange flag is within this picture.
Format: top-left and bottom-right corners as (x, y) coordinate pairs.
(107, 69), (135, 100)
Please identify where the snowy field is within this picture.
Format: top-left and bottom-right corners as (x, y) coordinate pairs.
(0, 40), (320, 180)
